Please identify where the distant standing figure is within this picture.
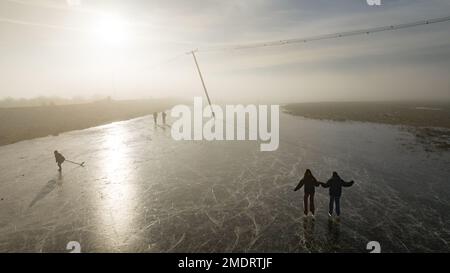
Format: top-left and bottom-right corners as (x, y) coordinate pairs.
(54, 150), (65, 172)
(153, 112), (158, 125)
(322, 172), (354, 217)
(162, 111), (167, 125)
(294, 169), (323, 216)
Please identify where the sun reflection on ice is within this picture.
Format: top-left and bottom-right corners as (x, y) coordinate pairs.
(97, 122), (137, 250)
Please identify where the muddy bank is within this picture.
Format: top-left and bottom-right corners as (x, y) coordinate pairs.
(0, 99), (179, 146)
(283, 101), (450, 151)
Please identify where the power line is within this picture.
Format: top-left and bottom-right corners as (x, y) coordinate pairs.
(186, 15), (450, 119)
(0, 16), (196, 46)
(0, 16), (86, 33)
(146, 15), (450, 75)
(197, 15), (450, 52)
(3, 0), (104, 15)
(143, 53), (187, 72)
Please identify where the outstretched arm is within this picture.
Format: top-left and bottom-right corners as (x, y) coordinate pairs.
(294, 179), (304, 191)
(342, 180), (354, 187)
(321, 180), (331, 188)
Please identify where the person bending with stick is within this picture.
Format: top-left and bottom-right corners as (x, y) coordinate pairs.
(54, 150), (85, 172)
(54, 150), (65, 172)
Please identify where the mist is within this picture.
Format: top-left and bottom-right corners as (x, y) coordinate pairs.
(1, 0), (450, 103)
(2, 0), (450, 255)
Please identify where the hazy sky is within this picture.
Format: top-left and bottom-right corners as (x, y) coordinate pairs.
(1, 0), (450, 102)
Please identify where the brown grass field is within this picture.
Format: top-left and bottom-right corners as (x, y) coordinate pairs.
(0, 99), (179, 146)
(283, 101), (450, 151)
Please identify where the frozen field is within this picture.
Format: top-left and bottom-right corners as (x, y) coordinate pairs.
(0, 113), (450, 252)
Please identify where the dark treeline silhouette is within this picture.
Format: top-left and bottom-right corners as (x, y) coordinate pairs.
(0, 96), (113, 108)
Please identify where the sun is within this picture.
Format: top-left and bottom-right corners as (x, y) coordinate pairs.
(93, 14), (130, 46)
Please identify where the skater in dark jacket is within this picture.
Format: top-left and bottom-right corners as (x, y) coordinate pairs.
(294, 169), (323, 216)
(54, 150), (65, 172)
(322, 171), (354, 217)
(162, 112), (167, 125)
(153, 112), (158, 125)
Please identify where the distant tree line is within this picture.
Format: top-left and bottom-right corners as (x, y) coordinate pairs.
(0, 96), (113, 108)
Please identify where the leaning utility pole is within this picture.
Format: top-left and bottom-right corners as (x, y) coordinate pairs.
(189, 49), (215, 118)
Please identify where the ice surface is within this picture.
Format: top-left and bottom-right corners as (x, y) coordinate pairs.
(0, 113), (450, 252)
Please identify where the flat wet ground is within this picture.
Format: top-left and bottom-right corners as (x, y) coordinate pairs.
(1, 113), (449, 252)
